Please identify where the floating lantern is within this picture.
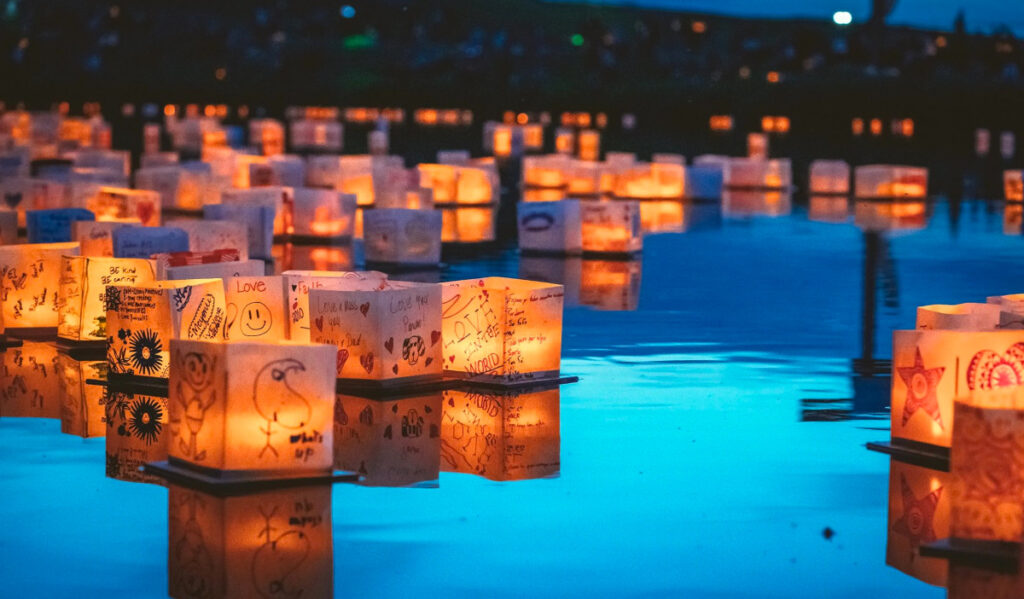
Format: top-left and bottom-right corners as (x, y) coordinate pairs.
(153, 249), (240, 279)
(554, 129), (575, 155)
(26, 208), (95, 243)
(886, 457), (950, 587)
(58, 256), (157, 342)
(308, 281), (442, 385)
(854, 165), (928, 199)
(577, 130), (600, 162)
(724, 158), (792, 189)
(106, 278), (226, 380)
(290, 119), (343, 152)
(0, 210), (16, 244)
(441, 277), (563, 383)
(142, 125), (163, 156)
(0, 241), (80, 331)
(249, 118), (285, 156)
(71, 219), (139, 257)
(223, 276), (287, 342)
(57, 354), (106, 438)
(104, 387), (168, 484)
(580, 200), (642, 254)
(440, 206), (496, 244)
(221, 186), (293, 237)
(854, 199), (928, 231)
(203, 204), (275, 260)
(71, 149), (129, 178)
(747, 133), (769, 159)
(268, 154), (306, 188)
(1004, 170), (1023, 202)
(334, 392), (442, 487)
(163, 260), (265, 281)
(164, 219), (250, 260)
(522, 155), (569, 189)
(292, 188), (357, 240)
(111, 226), (188, 258)
(652, 153), (685, 166)
(86, 187), (161, 226)
(709, 115), (734, 132)
(440, 386), (560, 480)
(134, 166), (208, 212)
(612, 163), (685, 199)
(368, 129), (389, 156)
(363, 209), (442, 266)
(282, 270), (389, 342)
(167, 484), (333, 598)
(166, 338), (335, 474)
(809, 160), (850, 195)
(1002, 131), (1016, 160)
(0, 341), (60, 418)
(517, 200), (582, 254)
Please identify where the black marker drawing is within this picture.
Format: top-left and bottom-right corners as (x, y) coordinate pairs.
(252, 504), (310, 599)
(171, 351), (218, 461)
(254, 359), (310, 458)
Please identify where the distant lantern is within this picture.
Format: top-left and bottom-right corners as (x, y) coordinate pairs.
(577, 130), (601, 161)
(105, 278), (226, 381)
(57, 256), (157, 343)
(309, 282), (442, 385)
(870, 118), (883, 136)
(747, 133), (769, 159)
(1005, 170), (1023, 202)
(554, 128), (575, 155)
(491, 124), (515, 157)
(581, 200), (642, 254)
(809, 160), (851, 195)
(164, 219), (250, 260)
(223, 275), (288, 342)
(518, 200), (582, 255)
(440, 206), (497, 244)
(522, 155), (570, 189)
(1001, 131), (1016, 160)
(852, 118), (865, 136)
(293, 189), (357, 240)
(854, 165), (928, 199)
(368, 129), (389, 156)
(167, 485), (333, 598)
(363, 209), (442, 266)
(86, 187), (161, 226)
(0, 241), (80, 331)
(282, 270), (389, 342)
(441, 277), (564, 383)
(724, 158), (792, 189)
(709, 115), (734, 132)
(440, 386), (560, 480)
(886, 457), (950, 587)
(104, 387), (169, 484)
(71, 220), (140, 257)
(167, 339), (336, 475)
(134, 166), (208, 213)
(152, 248), (240, 279)
(203, 203), (275, 260)
(975, 128), (991, 157)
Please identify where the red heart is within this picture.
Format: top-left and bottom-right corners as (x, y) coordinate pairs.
(448, 355), (455, 363)
(136, 201), (156, 226)
(336, 348), (349, 372)
(360, 352), (374, 374)
(360, 302), (370, 317)
(425, 357), (433, 367)
(384, 337), (394, 354)
(314, 316), (324, 332)
(430, 330), (440, 346)
(392, 364), (399, 375)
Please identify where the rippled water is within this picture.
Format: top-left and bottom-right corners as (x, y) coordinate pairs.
(4, 194), (1019, 597)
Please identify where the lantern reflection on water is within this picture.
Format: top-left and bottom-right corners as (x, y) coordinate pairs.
(166, 339), (336, 476)
(1005, 170), (1023, 202)
(808, 196), (850, 224)
(104, 387), (169, 484)
(57, 354), (106, 438)
(1004, 203), (1023, 236)
(854, 165), (928, 199)
(854, 200), (928, 232)
(886, 457), (950, 587)
(580, 259), (642, 311)
(58, 256), (157, 342)
(0, 341), (61, 418)
(0, 241), (80, 331)
(167, 484), (333, 599)
(334, 392), (442, 487)
(440, 386), (560, 481)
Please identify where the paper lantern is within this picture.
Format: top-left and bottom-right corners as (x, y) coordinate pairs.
(517, 200), (582, 254)
(167, 484), (333, 599)
(135, 166), (209, 212)
(554, 128), (575, 155)
(522, 155), (569, 189)
(809, 160), (850, 195)
(363, 209), (442, 266)
(747, 133), (769, 159)
(164, 219), (250, 260)
(854, 165), (928, 199)
(578, 130), (600, 161)
(106, 278), (226, 380)
(0, 210), (16, 244)
(580, 200), (642, 255)
(290, 119), (343, 152)
(885, 457), (950, 587)
(638, 200), (686, 234)
(0, 341), (61, 418)
(0, 178), (67, 222)
(441, 277), (563, 383)
(86, 187), (161, 226)
(652, 153), (685, 166)
(153, 249), (240, 279)
(266, 155), (306, 188)
(916, 303), (1001, 331)
(71, 220), (140, 257)
(26, 208), (95, 243)
(139, 151), (179, 169)
(1005, 170), (1023, 202)
(854, 200), (927, 232)
(249, 118), (285, 156)
(292, 188), (356, 240)
(440, 386), (560, 481)
(333, 391), (442, 486)
(72, 149), (129, 177)
(612, 163), (685, 199)
(104, 386), (169, 484)
(58, 256), (157, 342)
(203, 204), (274, 260)
(522, 188), (567, 204)
(164, 260), (265, 281)
(0, 241), (80, 330)
(724, 158), (792, 189)
(282, 270), (389, 342)
(57, 353), (107, 438)
(580, 259), (642, 310)
(439, 206), (496, 244)
(308, 281), (442, 385)
(417, 165), (455, 204)
(111, 226), (189, 258)
(166, 339), (335, 474)
(223, 276), (288, 342)
(221, 187), (293, 237)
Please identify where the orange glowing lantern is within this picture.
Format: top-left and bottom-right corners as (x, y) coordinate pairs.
(517, 200), (582, 254)
(577, 130), (601, 161)
(334, 391), (442, 487)
(852, 118), (865, 136)
(555, 128), (575, 155)
(282, 270), (388, 342)
(886, 457), (950, 587)
(441, 277), (563, 383)
(363, 209), (442, 266)
(249, 118), (285, 156)
(724, 158), (792, 189)
(221, 186), (293, 237)
(747, 133), (769, 159)
(854, 165), (928, 199)
(417, 164), (458, 204)
(293, 188), (357, 240)
(440, 206), (496, 243)
(166, 338), (336, 474)
(491, 124), (515, 157)
(57, 256), (157, 342)
(86, 187), (161, 226)
(0, 341), (61, 418)
(709, 115), (734, 132)
(274, 245), (356, 273)
(612, 163), (685, 199)
(290, 119), (343, 152)
(134, 166), (209, 212)
(440, 385), (560, 480)
(105, 278), (227, 380)
(581, 200), (642, 254)
(0, 241), (80, 331)
(1005, 170), (1023, 202)
(870, 118), (883, 136)
(167, 484), (333, 598)
(309, 282), (442, 385)
(104, 387), (169, 484)
(639, 200), (686, 234)
(57, 354), (106, 438)
(809, 160), (851, 195)
(223, 276), (287, 342)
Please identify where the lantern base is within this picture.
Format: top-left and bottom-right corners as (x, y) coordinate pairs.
(865, 439), (949, 471)
(0, 335), (23, 349)
(57, 340), (105, 361)
(290, 234), (353, 245)
(520, 248), (585, 258)
(445, 370), (579, 390)
(920, 538), (1019, 571)
(161, 206), (202, 217)
(6, 327), (58, 341)
(364, 260), (441, 272)
(102, 373), (169, 395)
(336, 373), (451, 394)
(143, 459), (360, 496)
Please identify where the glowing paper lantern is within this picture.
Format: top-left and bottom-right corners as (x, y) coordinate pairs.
(440, 386), (560, 480)
(809, 160), (850, 195)
(554, 128), (575, 155)
(164, 219), (250, 260)
(440, 206), (497, 244)
(308, 282), (442, 384)
(1005, 170), (1023, 202)
(167, 484), (333, 598)
(292, 188), (356, 240)
(26, 208), (95, 243)
(203, 203), (274, 260)
(290, 118), (343, 152)
(578, 130), (601, 161)
(0, 210), (16, 244)
(580, 200), (642, 254)
(517, 200), (582, 254)
(86, 187), (161, 226)
(221, 186), (293, 237)
(163, 259), (265, 281)
(612, 163), (685, 199)
(441, 277), (563, 383)
(167, 338), (335, 474)
(723, 189), (793, 218)
(0, 341), (60, 418)
(71, 220), (140, 257)
(282, 270), (388, 342)
(886, 457), (950, 587)
(334, 392), (442, 487)
(916, 303), (1001, 331)
(57, 354), (106, 438)
(0, 241), (80, 330)
(724, 158), (792, 189)
(747, 133), (769, 159)
(106, 278), (226, 380)
(522, 155), (569, 189)
(363, 209), (442, 266)
(223, 276), (287, 342)
(854, 165), (928, 199)
(58, 256), (157, 342)
(153, 249), (240, 279)
(134, 166), (209, 212)
(104, 387), (169, 484)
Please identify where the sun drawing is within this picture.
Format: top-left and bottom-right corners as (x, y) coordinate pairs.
(129, 329), (164, 375)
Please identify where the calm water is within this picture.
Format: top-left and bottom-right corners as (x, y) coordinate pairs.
(2, 193), (1021, 597)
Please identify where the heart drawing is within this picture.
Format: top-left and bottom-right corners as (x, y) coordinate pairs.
(968, 343), (1024, 390)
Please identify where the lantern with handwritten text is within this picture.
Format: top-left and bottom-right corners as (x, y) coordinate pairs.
(71, 220), (140, 257)
(855, 165), (928, 199)
(581, 200), (642, 254)
(86, 187), (161, 227)
(223, 276), (288, 342)
(0, 241), (80, 331)
(309, 282), (442, 385)
(441, 277), (564, 383)
(282, 270), (389, 342)
(58, 256), (157, 342)
(167, 338), (335, 475)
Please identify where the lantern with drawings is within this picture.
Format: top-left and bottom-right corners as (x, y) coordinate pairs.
(86, 187), (161, 227)
(223, 276), (288, 342)
(282, 270), (388, 342)
(0, 241), (80, 332)
(854, 165), (928, 199)
(57, 256), (157, 342)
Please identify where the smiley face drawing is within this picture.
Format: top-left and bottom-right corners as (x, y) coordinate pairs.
(240, 301), (272, 337)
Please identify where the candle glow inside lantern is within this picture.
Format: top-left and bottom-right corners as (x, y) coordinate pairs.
(0, 341), (61, 418)
(517, 200), (582, 255)
(167, 484), (333, 599)
(580, 200), (642, 255)
(0, 241), (80, 330)
(58, 256), (157, 342)
(167, 338), (336, 475)
(440, 206), (497, 244)
(105, 278), (226, 380)
(363, 209), (442, 266)
(86, 187), (161, 227)
(577, 130), (600, 161)
(223, 276), (288, 342)
(440, 386), (560, 481)
(134, 166), (209, 212)
(282, 270), (389, 342)
(747, 133), (769, 159)
(724, 158), (792, 189)
(308, 281), (442, 385)
(57, 354), (107, 438)
(104, 387), (169, 484)
(292, 188), (357, 239)
(522, 155), (570, 189)
(886, 457), (950, 587)
(612, 163), (685, 199)
(854, 165), (928, 199)
(334, 392), (442, 487)
(1004, 170), (1023, 202)
(809, 160), (851, 195)
(441, 277), (564, 383)
(221, 187), (294, 237)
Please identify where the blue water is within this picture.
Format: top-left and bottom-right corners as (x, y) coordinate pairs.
(4, 196), (1021, 597)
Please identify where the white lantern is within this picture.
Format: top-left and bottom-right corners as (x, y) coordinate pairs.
(363, 209), (442, 266)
